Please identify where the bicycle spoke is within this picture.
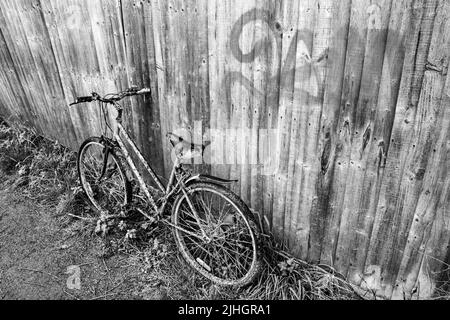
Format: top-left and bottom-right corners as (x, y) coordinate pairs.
(79, 141), (127, 214)
(174, 185), (258, 283)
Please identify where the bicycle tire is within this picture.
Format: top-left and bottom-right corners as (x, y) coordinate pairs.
(77, 136), (131, 214)
(171, 182), (262, 286)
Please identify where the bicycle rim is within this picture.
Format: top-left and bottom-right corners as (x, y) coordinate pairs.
(172, 183), (259, 286)
(78, 139), (128, 214)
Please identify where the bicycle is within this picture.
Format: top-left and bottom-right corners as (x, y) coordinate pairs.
(69, 87), (262, 286)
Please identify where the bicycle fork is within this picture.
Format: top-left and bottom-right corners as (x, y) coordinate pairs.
(96, 142), (112, 183)
(179, 182), (211, 242)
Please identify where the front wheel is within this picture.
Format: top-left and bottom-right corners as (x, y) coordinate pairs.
(171, 182), (262, 286)
(77, 137), (131, 215)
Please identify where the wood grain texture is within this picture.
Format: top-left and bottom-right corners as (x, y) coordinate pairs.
(0, 0), (449, 299)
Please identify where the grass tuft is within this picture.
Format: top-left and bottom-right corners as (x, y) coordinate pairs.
(0, 119), (77, 206)
(234, 212), (362, 300)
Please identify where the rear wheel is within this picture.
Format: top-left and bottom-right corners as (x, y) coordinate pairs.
(77, 137), (131, 214)
(171, 182), (262, 286)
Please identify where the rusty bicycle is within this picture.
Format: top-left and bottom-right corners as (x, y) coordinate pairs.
(69, 87), (262, 286)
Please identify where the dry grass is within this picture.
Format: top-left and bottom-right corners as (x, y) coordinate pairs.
(0, 118), (78, 206)
(430, 263), (450, 300)
(239, 218), (362, 300)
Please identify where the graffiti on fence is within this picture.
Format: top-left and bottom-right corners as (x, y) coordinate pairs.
(171, 6), (407, 174)
(225, 7), (406, 115)
(226, 8), (326, 112)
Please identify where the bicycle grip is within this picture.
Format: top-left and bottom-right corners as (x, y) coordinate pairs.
(70, 95), (93, 106)
(77, 96), (94, 103)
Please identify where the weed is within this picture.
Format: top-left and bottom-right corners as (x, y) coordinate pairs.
(0, 119), (77, 206)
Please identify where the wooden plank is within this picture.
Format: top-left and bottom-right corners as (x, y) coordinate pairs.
(225, 0), (252, 199)
(120, 0), (166, 182)
(248, 0), (267, 213)
(261, 0), (283, 230)
(423, 163), (450, 297)
(318, 0), (371, 265)
(307, 0), (352, 263)
(389, 0), (450, 298)
(365, 0), (439, 298)
(141, 1), (165, 177)
(207, 0), (231, 181)
(333, 0), (393, 275)
(148, 0), (188, 178)
(422, 71), (450, 297)
(281, 0), (317, 252)
(392, 93), (449, 299)
(289, 0), (334, 258)
(347, 0), (414, 287)
(149, 0), (172, 176)
(270, 0), (302, 242)
(387, 69), (445, 299)
(185, 0), (210, 176)
(230, 0), (256, 204)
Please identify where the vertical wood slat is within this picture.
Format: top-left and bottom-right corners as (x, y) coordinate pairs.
(308, 0), (353, 263)
(290, 0), (333, 258)
(390, 0), (450, 299)
(271, 0), (301, 241)
(334, 0), (393, 277)
(422, 28), (450, 294)
(282, 0), (317, 254)
(319, 0), (371, 265)
(346, 0), (412, 288)
(120, 0), (165, 180)
(149, 0), (171, 176)
(365, 0), (440, 298)
(207, 0), (231, 182)
(0, 0), (449, 299)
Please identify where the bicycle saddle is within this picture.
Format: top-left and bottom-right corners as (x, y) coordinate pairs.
(166, 132), (210, 159)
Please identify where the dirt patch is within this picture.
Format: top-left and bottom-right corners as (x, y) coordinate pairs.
(0, 177), (143, 300)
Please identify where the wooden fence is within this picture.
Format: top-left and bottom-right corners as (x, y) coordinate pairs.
(0, 0), (449, 299)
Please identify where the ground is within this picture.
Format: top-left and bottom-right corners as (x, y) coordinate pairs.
(0, 178), (145, 300)
(0, 170), (228, 301)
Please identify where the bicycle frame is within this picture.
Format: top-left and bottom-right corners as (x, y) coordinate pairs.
(107, 104), (210, 241)
(109, 109), (178, 213)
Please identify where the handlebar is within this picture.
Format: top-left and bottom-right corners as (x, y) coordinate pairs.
(69, 87), (151, 106)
